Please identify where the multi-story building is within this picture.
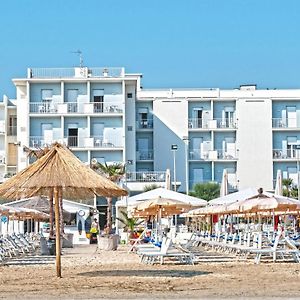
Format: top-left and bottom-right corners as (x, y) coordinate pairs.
(11, 66), (300, 201)
(0, 95), (18, 182)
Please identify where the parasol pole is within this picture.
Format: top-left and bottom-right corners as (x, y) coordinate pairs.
(54, 186), (62, 278)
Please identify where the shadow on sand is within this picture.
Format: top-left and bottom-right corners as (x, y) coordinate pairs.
(79, 269), (211, 278)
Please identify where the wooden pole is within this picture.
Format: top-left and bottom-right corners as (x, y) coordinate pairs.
(59, 188), (64, 235)
(54, 186), (62, 278)
(49, 190), (54, 238)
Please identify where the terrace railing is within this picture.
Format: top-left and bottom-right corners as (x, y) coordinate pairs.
(29, 101), (123, 114)
(273, 149), (298, 159)
(189, 148), (238, 160)
(188, 118), (237, 129)
(272, 118), (299, 129)
(136, 150), (154, 160)
(125, 171), (166, 182)
(29, 135), (124, 148)
(29, 67), (124, 78)
(136, 118), (153, 129)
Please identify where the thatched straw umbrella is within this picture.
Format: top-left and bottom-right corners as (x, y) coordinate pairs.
(0, 143), (127, 277)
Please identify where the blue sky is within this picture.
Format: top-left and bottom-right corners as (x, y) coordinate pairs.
(1, 0), (300, 97)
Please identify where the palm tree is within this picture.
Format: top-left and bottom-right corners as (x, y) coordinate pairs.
(92, 162), (125, 233)
(116, 211), (143, 238)
(282, 178), (293, 197)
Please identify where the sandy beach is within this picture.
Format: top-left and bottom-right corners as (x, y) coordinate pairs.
(0, 245), (300, 299)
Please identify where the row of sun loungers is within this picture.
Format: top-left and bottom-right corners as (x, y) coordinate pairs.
(195, 230), (300, 264)
(133, 230), (300, 265)
(0, 233), (40, 263)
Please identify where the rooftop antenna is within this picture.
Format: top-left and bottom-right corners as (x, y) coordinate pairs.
(71, 50), (83, 68)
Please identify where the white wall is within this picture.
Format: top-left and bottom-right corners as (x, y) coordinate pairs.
(236, 98), (273, 190)
(153, 99), (188, 192)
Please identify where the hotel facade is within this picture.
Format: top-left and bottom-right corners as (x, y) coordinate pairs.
(3, 66), (300, 200)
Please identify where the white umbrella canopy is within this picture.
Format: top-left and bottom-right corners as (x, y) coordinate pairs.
(274, 169), (283, 196)
(135, 197), (192, 211)
(209, 187), (260, 205)
(117, 187), (207, 208)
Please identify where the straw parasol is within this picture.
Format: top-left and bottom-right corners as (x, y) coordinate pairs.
(0, 143), (127, 277)
(0, 204), (9, 215)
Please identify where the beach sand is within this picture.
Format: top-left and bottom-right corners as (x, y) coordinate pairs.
(0, 245), (300, 299)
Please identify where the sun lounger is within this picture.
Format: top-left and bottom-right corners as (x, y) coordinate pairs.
(140, 238), (194, 265)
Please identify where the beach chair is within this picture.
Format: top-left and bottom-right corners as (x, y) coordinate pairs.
(140, 238), (194, 265)
(248, 233), (281, 264)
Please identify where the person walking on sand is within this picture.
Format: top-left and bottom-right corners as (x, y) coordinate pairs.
(90, 218), (99, 243)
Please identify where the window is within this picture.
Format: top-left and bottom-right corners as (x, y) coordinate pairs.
(41, 89), (53, 100)
(127, 93), (133, 98)
(67, 89), (78, 102)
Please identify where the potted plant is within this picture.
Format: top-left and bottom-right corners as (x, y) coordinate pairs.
(116, 211), (144, 242)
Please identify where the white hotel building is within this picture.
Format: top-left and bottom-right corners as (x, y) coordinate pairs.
(6, 66), (300, 203)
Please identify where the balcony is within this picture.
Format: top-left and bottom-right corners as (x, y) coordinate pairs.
(136, 150), (154, 161)
(273, 149), (299, 160)
(29, 135), (123, 149)
(189, 148), (238, 160)
(125, 171), (166, 182)
(272, 118), (299, 129)
(188, 118), (237, 129)
(136, 119), (153, 129)
(28, 67), (125, 79)
(7, 126), (17, 136)
(29, 101), (123, 115)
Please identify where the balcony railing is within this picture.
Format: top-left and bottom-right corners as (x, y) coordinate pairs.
(29, 101), (123, 114)
(136, 119), (153, 129)
(29, 136), (123, 148)
(189, 148), (238, 160)
(29, 67), (124, 78)
(136, 150), (154, 160)
(272, 118), (299, 128)
(125, 171), (166, 182)
(273, 149), (299, 159)
(188, 118), (237, 129)
(7, 126), (17, 136)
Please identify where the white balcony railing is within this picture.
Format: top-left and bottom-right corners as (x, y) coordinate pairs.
(273, 149), (299, 159)
(188, 118), (237, 129)
(189, 149), (238, 160)
(29, 101), (123, 114)
(136, 150), (154, 160)
(125, 171), (166, 182)
(29, 67), (124, 78)
(136, 119), (153, 129)
(29, 136), (123, 148)
(272, 118), (299, 129)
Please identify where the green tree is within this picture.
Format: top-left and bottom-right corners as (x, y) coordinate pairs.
(282, 178), (298, 199)
(189, 182), (220, 201)
(282, 178), (293, 197)
(92, 162), (125, 233)
(143, 184), (160, 192)
(116, 211), (143, 234)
